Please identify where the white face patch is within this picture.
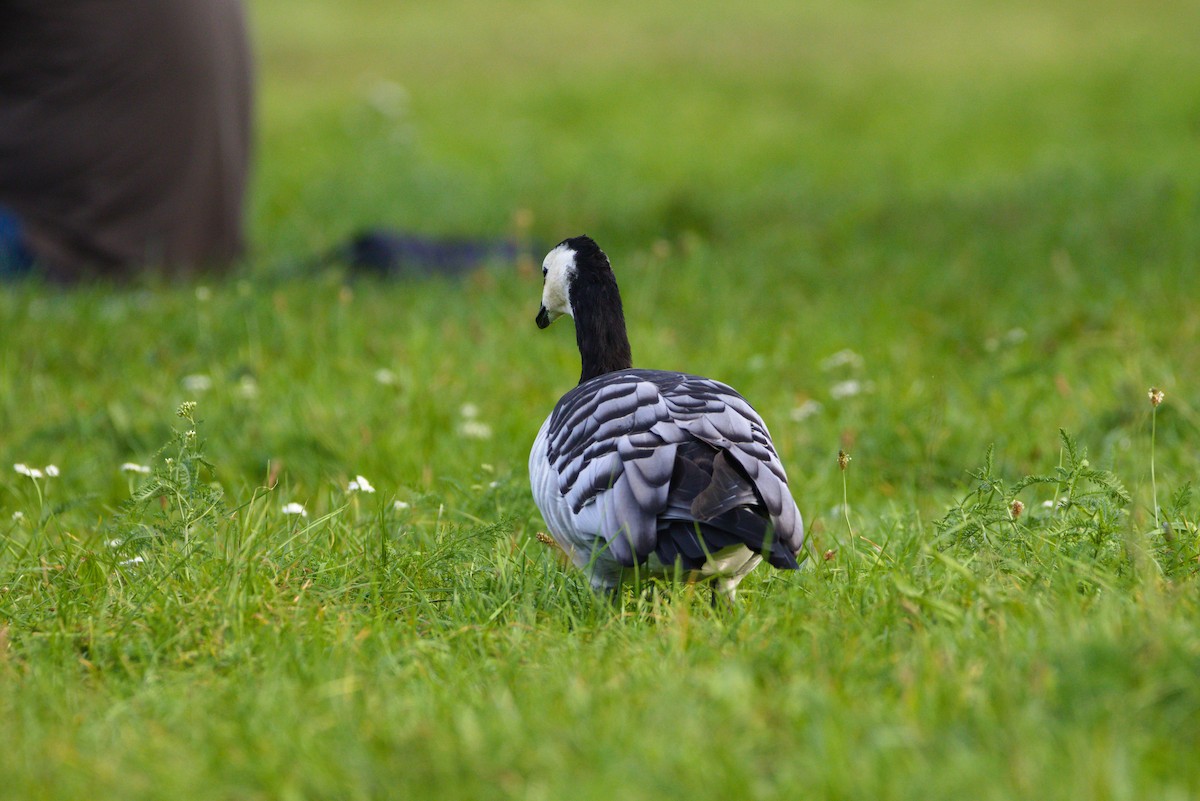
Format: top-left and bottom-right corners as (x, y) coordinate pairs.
(540, 244), (577, 323)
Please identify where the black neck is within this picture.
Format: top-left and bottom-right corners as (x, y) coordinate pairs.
(573, 275), (633, 384)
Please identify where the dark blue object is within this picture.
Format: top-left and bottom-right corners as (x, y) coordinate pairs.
(0, 206), (35, 279)
(333, 229), (523, 277)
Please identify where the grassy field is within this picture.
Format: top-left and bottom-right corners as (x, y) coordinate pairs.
(3, 0), (1200, 798)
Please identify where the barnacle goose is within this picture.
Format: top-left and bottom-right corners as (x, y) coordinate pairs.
(529, 235), (805, 598)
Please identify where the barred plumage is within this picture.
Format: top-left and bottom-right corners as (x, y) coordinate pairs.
(530, 236), (805, 597)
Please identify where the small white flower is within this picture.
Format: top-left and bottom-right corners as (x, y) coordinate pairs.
(106, 538), (122, 548)
(44, 465), (59, 477)
(790, 399), (823, 422)
(393, 500), (410, 512)
(14, 464), (43, 479)
(182, 374), (213, 392)
(1004, 327), (1027, 345)
(1042, 500), (1054, 509)
(985, 328), (1028, 353)
(348, 475), (376, 494)
(459, 420), (493, 440)
(282, 502), (308, 517)
(821, 349), (865, 371)
(366, 78), (409, 119)
(11, 511), (23, 521)
(460, 403), (480, 419)
(830, 380), (874, 399)
(374, 368), (398, 386)
(119, 556), (145, 567)
(120, 463), (152, 474)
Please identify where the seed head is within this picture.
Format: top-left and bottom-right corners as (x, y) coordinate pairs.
(1148, 387), (1165, 408)
(837, 450), (852, 471)
(1010, 500), (1025, 520)
(177, 401), (197, 418)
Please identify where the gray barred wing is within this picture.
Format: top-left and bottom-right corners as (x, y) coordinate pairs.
(538, 368), (803, 567)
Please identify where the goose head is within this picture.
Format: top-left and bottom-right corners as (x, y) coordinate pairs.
(535, 235), (633, 383)
(535, 235), (611, 329)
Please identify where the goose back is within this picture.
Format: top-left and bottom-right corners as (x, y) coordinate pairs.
(529, 368), (804, 590)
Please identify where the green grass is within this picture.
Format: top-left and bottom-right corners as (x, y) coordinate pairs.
(2, 0), (1199, 798)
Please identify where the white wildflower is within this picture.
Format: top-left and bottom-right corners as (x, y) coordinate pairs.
(459, 402), (480, 419)
(11, 511), (24, 521)
(348, 475), (376, 494)
(120, 463), (152, 474)
(282, 502), (308, 517)
(44, 465), (59, 477)
(366, 78), (409, 119)
(107, 538), (122, 548)
(14, 464), (43, 479)
(119, 556), (145, 567)
(393, 500), (410, 512)
(821, 349), (864, 371)
(985, 327), (1028, 353)
(790, 399), (823, 422)
(182, 374), (213, 392)
(459, 420), (493, 440)
(830, 380), (875, 399)
(374, 368), (398, 386)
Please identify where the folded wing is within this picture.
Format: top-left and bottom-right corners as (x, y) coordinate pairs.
(533, 369), (804, 571)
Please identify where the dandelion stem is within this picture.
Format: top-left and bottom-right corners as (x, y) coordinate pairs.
(841, 465), (855, 542)
(1151, 402), (1159, 531)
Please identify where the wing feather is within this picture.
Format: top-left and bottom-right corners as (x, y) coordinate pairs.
(530, 369), (805, 583)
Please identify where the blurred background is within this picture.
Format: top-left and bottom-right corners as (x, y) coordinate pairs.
(251, 0), (1199, 257)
